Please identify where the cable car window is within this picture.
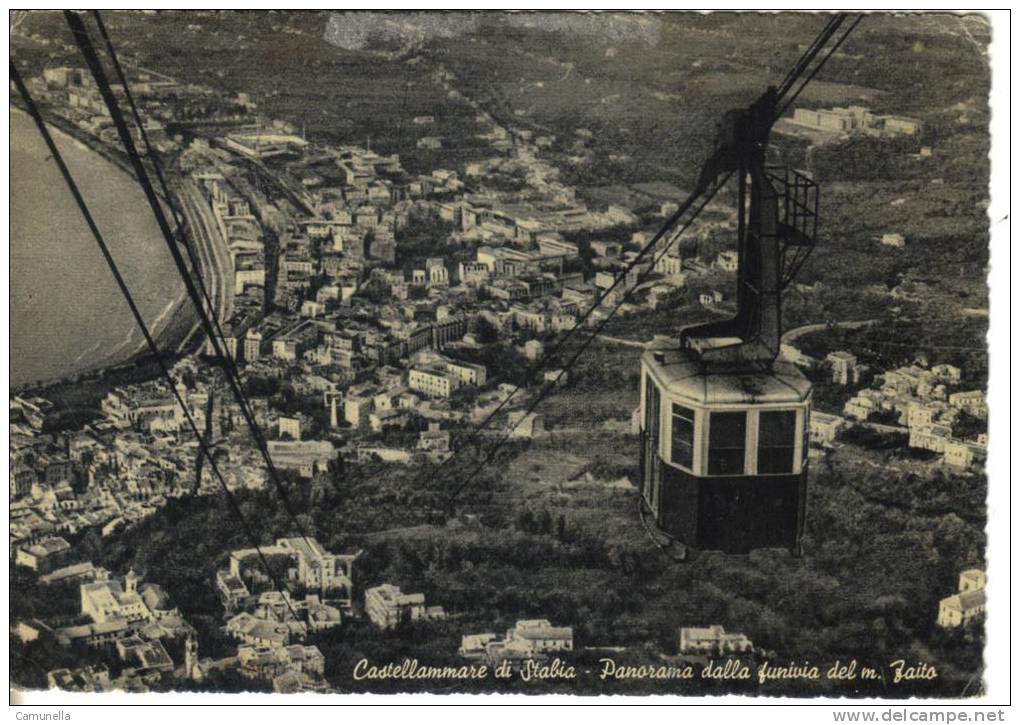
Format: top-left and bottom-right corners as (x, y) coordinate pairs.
(758, 410), (797, 474)
(708, 411), (746, 476)
(671, 404), (695, 468)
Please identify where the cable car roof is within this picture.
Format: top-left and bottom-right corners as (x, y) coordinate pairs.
(642, 348), (811, 406)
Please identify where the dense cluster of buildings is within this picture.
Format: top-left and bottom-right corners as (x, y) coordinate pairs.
(221, 536), (359, 608)
(210, 537), (355, 691)
(15, 535), (72, 573)
(27, 62), (262, 159)
(774, 343), (988, 470)
(15, 563), (198, 693)
(9, 356), (300, 548)
(12, 52), (746, 558)
(31, 66), (176, 152)
(834, 355), (987, 469)
(12, 529), (349, 692)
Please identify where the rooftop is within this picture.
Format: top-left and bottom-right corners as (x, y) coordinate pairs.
(20, 536), (71, 558)
(642, 350), (812, 405)
(943, 590), (986, 612)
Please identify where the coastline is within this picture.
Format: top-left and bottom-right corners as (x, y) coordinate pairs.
(11, 98), (145, 185)
(10, 104), (226, 397)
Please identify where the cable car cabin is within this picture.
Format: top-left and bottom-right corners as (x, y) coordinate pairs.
(627, 82), (823, 556)
(638, 347), (811, 555)
(631, 93), (820, 556)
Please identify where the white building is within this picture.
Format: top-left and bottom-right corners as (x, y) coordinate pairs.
(655, 252), (684, 279)
(948, 390), (987, 418)
(278, 416), (304, 440)
(364, 584), (445, 630)
(426, 258), (449, 286)
(273, 339), (298, 361)
(716, 250), (739, 272)
(344, 391), (374, 428)
(458, 261), (490, 285)
(909, 423), (952, 454)
(699, 290), (724, 306)
(46, 665), (112, 693)
(809, 412), (845, 446)
(417, 422), (451, 457)
(522, 339), (544, 362)
(843, 395), (876, 421)
(444, 359), (487, 387)
(80, 570), (174, 625)
(226, 612), (300, 648)
(826, 351), (860, 386)
(229, 538), (357, 602)
(937, 570), (987, 628)
(678, 625), (753, 655)
(906, 402), (940, 430)
(943, 440), (982, 469)
(244, 329), (263, 362)
(459, 633), (499, 660)
(474, 619), (574, 666)
(409, 367), (461, 399)
(266, 440), (336, 478)
(505, 619), (573, 655)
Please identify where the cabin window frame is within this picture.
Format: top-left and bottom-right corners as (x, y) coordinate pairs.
(707, 410), (748, 476)
(642, 373), (662, 508)
(669, 403), (696, 471)
(757, 409), (799, 475)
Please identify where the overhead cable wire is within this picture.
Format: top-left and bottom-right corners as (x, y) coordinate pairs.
(64, 10), (315, 550)
(91, 10), (222, 334)
(414, 13), (865, 500)
(444, 173), (732, 508)
(776, 14), (846, 100)
(437, 13), (866, 507)
(776, 15), (865, 120)
(11, 61), (301, 622)
(416, 171), (729, 497)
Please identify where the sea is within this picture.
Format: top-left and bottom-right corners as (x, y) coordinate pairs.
(10, 106), (190, 388)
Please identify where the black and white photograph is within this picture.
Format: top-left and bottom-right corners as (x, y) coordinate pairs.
(6, 7), (1011, 713)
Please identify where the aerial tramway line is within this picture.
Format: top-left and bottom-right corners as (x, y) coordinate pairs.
(636, 15), (863, 560)
(10, 62), (303, 621)
(17, 12), (863, 577)
(427, 14), (863, 561)
(13, 10), (321, 615)
(62, 11), (317, 552)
